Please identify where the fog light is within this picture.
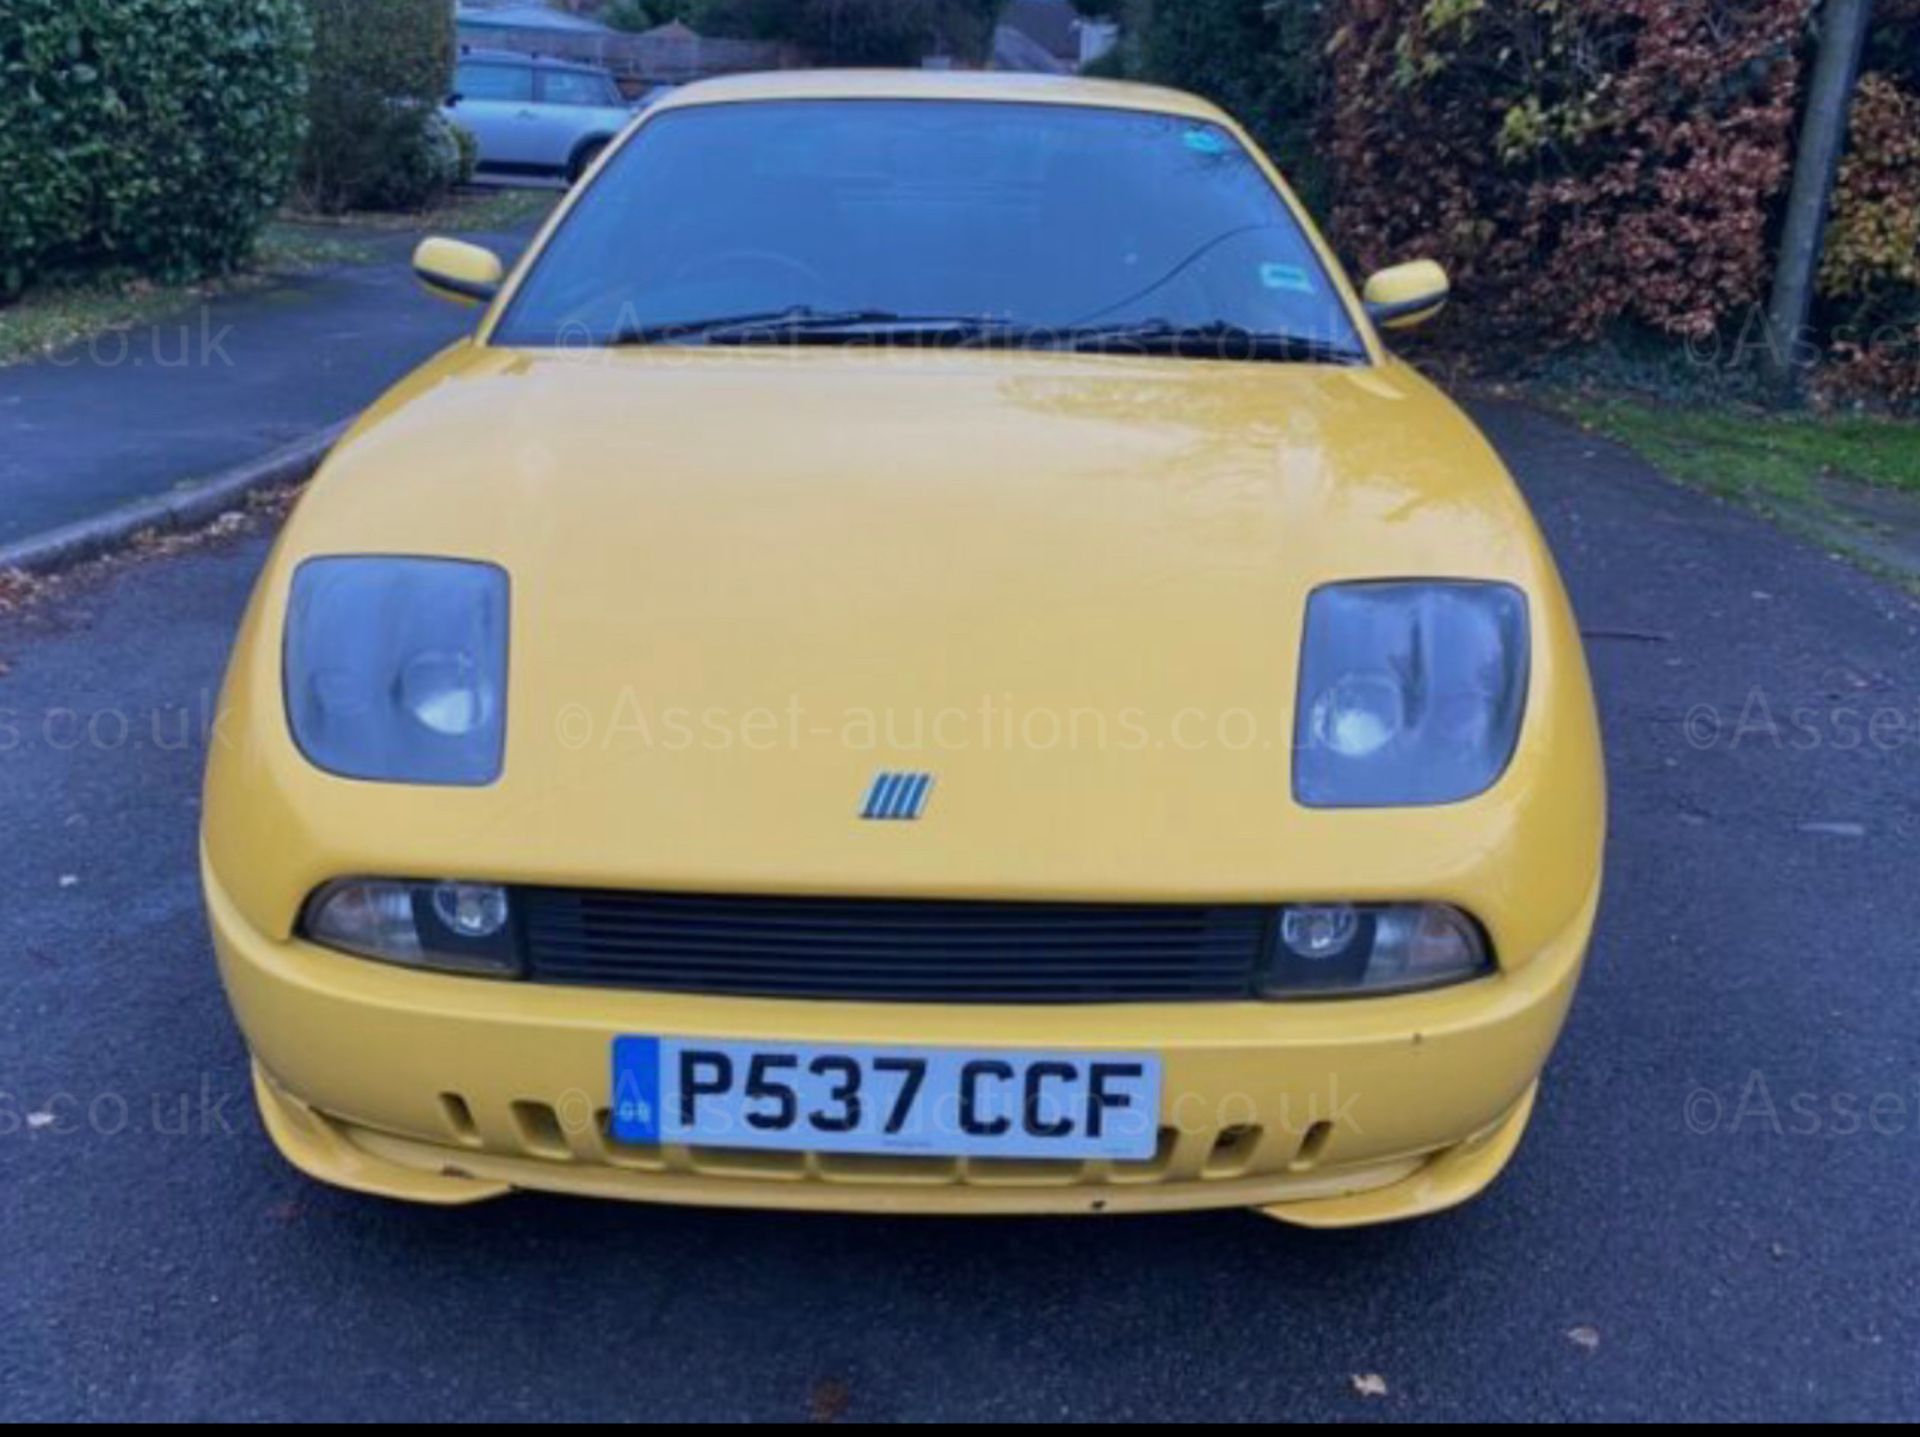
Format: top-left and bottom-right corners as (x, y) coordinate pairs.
(1280, 905), (1362, 961)
(1262, 903), (1491, 998)
(433, 882), (510, 939)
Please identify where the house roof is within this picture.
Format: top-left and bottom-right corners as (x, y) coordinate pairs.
(455, 3), (612, 34)
(1001, 0), (1082, 62)
(991, 24), (1071, 76)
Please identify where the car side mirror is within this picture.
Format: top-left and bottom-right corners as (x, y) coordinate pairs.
(446, 92), (463, 107)
(1363, 260), (1451, 331)
(413, 238), (503, 308)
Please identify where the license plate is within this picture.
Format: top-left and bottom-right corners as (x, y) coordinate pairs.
(611, 1037), (1162, 1162)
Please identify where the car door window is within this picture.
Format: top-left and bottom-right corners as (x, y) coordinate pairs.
(457, 63), (534, 103)
(541, 71), (619, 107)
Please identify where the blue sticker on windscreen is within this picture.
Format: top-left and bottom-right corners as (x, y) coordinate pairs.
(1261, 262), (1317, 295)
(1183, 128), (1232, 156)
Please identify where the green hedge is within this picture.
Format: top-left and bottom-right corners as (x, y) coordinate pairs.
(1120, 0), (1329, 207)
(1087, 1), (1328, 202)
(296, 0), (456, 214)
(0, 0), (310, 302)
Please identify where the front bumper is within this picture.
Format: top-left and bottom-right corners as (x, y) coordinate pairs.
(208, 857), (1596, 1227)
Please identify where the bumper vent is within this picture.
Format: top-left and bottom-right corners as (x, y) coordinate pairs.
(520, 889), (1273, 1004)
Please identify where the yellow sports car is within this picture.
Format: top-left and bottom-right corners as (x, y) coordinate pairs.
(203, 72), (1605, 1228)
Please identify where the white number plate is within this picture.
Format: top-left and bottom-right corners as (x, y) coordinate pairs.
(612, 1037), (1161, 1162)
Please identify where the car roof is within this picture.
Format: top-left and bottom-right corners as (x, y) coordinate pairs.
(457, 47), (614, 78)
(652, 69), (1227, 123)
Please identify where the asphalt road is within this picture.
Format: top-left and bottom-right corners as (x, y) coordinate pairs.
(2, 400), (1917, 1420)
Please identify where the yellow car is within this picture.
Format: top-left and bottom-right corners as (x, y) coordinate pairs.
(203, 72), (1605, 1229)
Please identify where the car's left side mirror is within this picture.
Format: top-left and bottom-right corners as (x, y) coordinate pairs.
(1363, 260), (1451, 331)
(414, 238), (503, 308)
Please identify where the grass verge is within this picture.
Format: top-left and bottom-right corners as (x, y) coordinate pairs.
(1565, 397), (1920, 502)
(288, 184), (560, 236)
(0, 222), (377, 369)
(0, 187), (555, 368)
(1561, 393), (1920, 590)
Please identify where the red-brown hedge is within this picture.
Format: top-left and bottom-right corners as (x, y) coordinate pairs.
(1323, 0), (1812, 350)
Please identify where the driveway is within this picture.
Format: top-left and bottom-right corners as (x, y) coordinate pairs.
(1, 401), (1916, 1420)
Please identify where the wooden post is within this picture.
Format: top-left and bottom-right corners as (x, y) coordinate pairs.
(1762, 0), (1876, 404)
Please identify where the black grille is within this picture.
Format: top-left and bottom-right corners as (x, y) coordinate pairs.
(520, 889), (1274, 1004)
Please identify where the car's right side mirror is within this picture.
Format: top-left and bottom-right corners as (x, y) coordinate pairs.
(413, 238), (504, 308)
(1363, 260), (1452, 331)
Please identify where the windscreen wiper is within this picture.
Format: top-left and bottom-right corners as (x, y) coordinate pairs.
(1052, 319), (1367, 366)
(608, 308), (1026, 348)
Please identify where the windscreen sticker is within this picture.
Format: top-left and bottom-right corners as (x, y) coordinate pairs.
(1260, 262), (1317, 295)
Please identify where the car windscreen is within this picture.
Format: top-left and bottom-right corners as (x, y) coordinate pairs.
(492, 99), (1366, 360)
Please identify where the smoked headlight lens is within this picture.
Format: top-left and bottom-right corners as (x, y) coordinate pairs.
(1262, 903), (1491, 998)
(1294, 582), (1529, 808)
(304, 880), (520, 977)
(285, 557), (509, 786)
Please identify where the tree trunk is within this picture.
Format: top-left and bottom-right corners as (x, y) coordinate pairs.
(1762, 0), (1876, 404)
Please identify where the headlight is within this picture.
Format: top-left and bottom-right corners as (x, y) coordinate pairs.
(285, 557), (509, 786)
(1294, 582), (1529, 808)
(304, 879), (520, 977)
(1261, 903), (1491, 997)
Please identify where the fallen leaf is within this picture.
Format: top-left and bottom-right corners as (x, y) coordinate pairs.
(58, 875), (79, 889)
(808, 1378), (853, 1424)
(1568, 1326), (1601, 1353)
(26, 1112), (55, 1131)
(1351, 1374), (1389, 1399)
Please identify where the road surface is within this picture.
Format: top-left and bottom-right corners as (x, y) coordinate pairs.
(2, 401), (1916, 1420)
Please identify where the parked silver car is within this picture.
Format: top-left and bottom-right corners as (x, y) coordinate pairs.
(446, 50), (635, 183)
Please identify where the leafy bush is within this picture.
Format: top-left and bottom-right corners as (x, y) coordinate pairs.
(450, 118), (480, 191)
(0, 0), (310, 302)
(1818, 69), (1920, 409)
(1110, 0), (1919, 408)
(296, 0), (457, 214)
(1865, 0), (1920, 78)
(650, 0), (1003, 64)
(769, 0), (1005, 65)
(1323, 0), (1810, 352)
(1111, 0), (1331, 205)
(349, 109), (470, 214)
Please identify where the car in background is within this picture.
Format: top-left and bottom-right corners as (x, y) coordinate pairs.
(446, 50), (634, 183)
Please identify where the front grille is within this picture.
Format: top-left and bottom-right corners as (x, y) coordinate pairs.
(519, 889), (1274, 1004)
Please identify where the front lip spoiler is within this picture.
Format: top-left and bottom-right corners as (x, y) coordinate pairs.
(1260, 1082), (1538, 1229)
(249, 1061), (1538, 1221)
